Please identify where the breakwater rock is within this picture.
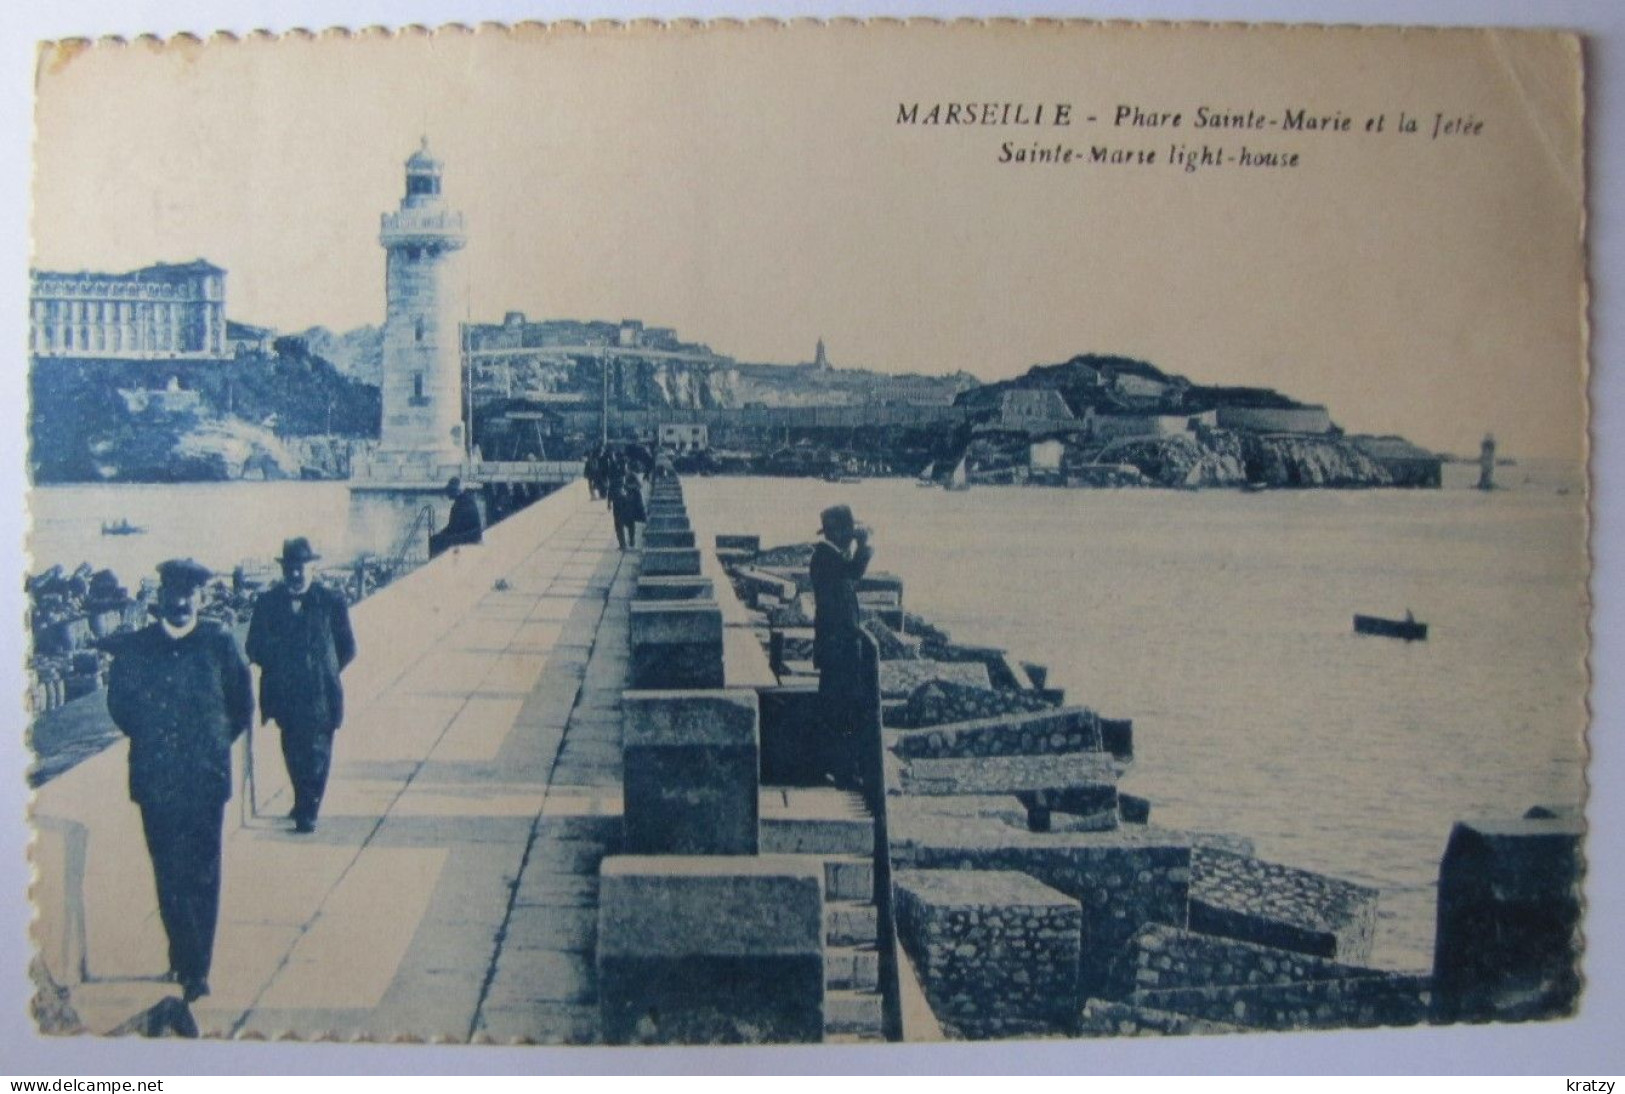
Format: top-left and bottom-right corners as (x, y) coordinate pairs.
(715, 523), (1435, 1040)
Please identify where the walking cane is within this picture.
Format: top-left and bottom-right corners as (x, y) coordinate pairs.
(241, 720), (258, 824)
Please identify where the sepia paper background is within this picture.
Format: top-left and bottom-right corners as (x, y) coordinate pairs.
(4, 0), (1622, 1076)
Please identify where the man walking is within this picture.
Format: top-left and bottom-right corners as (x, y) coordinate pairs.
(245, 538), (357, 834)
(609, 468), (646, 550)
(105, 558), (253, 1002)
(809, 504), (873, 788)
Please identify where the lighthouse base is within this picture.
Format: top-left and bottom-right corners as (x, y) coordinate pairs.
(350, 448), (471, 493)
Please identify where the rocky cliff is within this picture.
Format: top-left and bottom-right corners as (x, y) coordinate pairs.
(1102, 431), (1393, 488)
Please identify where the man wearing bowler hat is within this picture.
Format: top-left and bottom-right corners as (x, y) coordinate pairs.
(810, 504), (874, 788)
(105, 558), (253, 1002)
(246, 537), (357, 834)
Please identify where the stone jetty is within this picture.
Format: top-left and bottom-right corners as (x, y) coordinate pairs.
(27, 473), (1583, 1044)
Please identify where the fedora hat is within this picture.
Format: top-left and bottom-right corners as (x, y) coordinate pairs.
(818, 504), (856, 537)
(277, 537), (321, 564)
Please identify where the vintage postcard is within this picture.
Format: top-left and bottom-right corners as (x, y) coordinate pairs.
(19, 17), (1590, 1056)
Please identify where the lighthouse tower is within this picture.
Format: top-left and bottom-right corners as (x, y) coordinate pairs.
(372, 139), (468, 485)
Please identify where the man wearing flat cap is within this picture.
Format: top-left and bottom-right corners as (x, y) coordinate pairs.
(246, 537), (357, 834)
(810, 505), (874, 788)
(104, 558), (253, 1002)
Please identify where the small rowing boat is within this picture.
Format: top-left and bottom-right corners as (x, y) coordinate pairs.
(1353, 613), (1427, 641)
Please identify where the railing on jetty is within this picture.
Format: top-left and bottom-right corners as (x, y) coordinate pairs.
(855, 629), (905, 1042)
(387, 505), (437, 575)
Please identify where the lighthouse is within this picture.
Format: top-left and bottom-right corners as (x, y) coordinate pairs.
(369, 139), (469, 486)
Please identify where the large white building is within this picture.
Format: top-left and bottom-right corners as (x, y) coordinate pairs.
(29, 260), (227, 360)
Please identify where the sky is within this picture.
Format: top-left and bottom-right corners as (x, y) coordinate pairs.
(30, 22), (1588, 459)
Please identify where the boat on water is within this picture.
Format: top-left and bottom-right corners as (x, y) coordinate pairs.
(1353, 613), (1428, 641)
(945, 456), (971, 492)
(100, 519), (145, 536)
(916, 461), (937, 486)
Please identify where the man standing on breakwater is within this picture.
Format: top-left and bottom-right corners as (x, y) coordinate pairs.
(811, 504), (873, 789)
(245, 537), (358, 834)
(104, 558), (253, 1003)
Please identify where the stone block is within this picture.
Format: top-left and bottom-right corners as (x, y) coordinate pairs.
(1100, 718), (1134, 761)
(1432, 813), (1583, 1023)
(644, 528), (697, 549)
(889, 799), (1192, 998)
(1076, 998), (1245, 1037)
(622, 690), (760, 855)
(598, 855), (825, 1044)
(1127, 923), (1379, 991)
(888, 679), (1058, 729)
(629, 601), (723, 688)
(640, 548), (702, 578)
(880, 659), (991, 700)
(646, 514), (692, 533)
(903, 751), (1118, 793)
(888, 706), (1106, 761)
(1133, 973), (1430, 1031)
(894, 868), (1081, 1038)
(1189, 847), (1379, 963)
(758, 681), (825, 786)
(860, 605), (906, 631)
(918, 642), (1025, 690)
(1119, 794), (1152, 825)
(895, 752), (1118, 824)
(862, 619), (922, 662)
(856, 572), (905, 599)
(636, 576), (715, 601)
(716, 534), (761, 554)
(736, 567), (801, 605)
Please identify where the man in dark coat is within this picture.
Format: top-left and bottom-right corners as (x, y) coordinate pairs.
(105, 558), (253, 1003)
(429, 476), (484, 557)
(245, 537), (357, 834)
(609, 469), (646, 550)
(809, 504), (874, 788)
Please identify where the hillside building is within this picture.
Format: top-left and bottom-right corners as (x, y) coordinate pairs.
(29, 260), (227, 360)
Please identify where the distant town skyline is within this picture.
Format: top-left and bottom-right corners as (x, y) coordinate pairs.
(31, 26), (1585, 459)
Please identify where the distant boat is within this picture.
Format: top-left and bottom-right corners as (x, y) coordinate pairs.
(945, 456), (971, 492)
(100, 519), (144, 536)
(916, 461), (937, 486)
(1354, 613), (1428, 641)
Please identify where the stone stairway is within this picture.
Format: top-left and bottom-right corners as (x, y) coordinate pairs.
(760, 787), (886, 1043)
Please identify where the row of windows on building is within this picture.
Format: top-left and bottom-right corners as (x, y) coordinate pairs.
(34, 321), (215, 356)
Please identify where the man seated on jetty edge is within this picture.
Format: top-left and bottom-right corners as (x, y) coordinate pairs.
(104, 558), (253, 1004)
(245, 537), (358, 835)
(430, 476), (484, 558)
(811, 504), (874, 790)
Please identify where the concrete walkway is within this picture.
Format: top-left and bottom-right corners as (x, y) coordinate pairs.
(33, 481), (635, 1042)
